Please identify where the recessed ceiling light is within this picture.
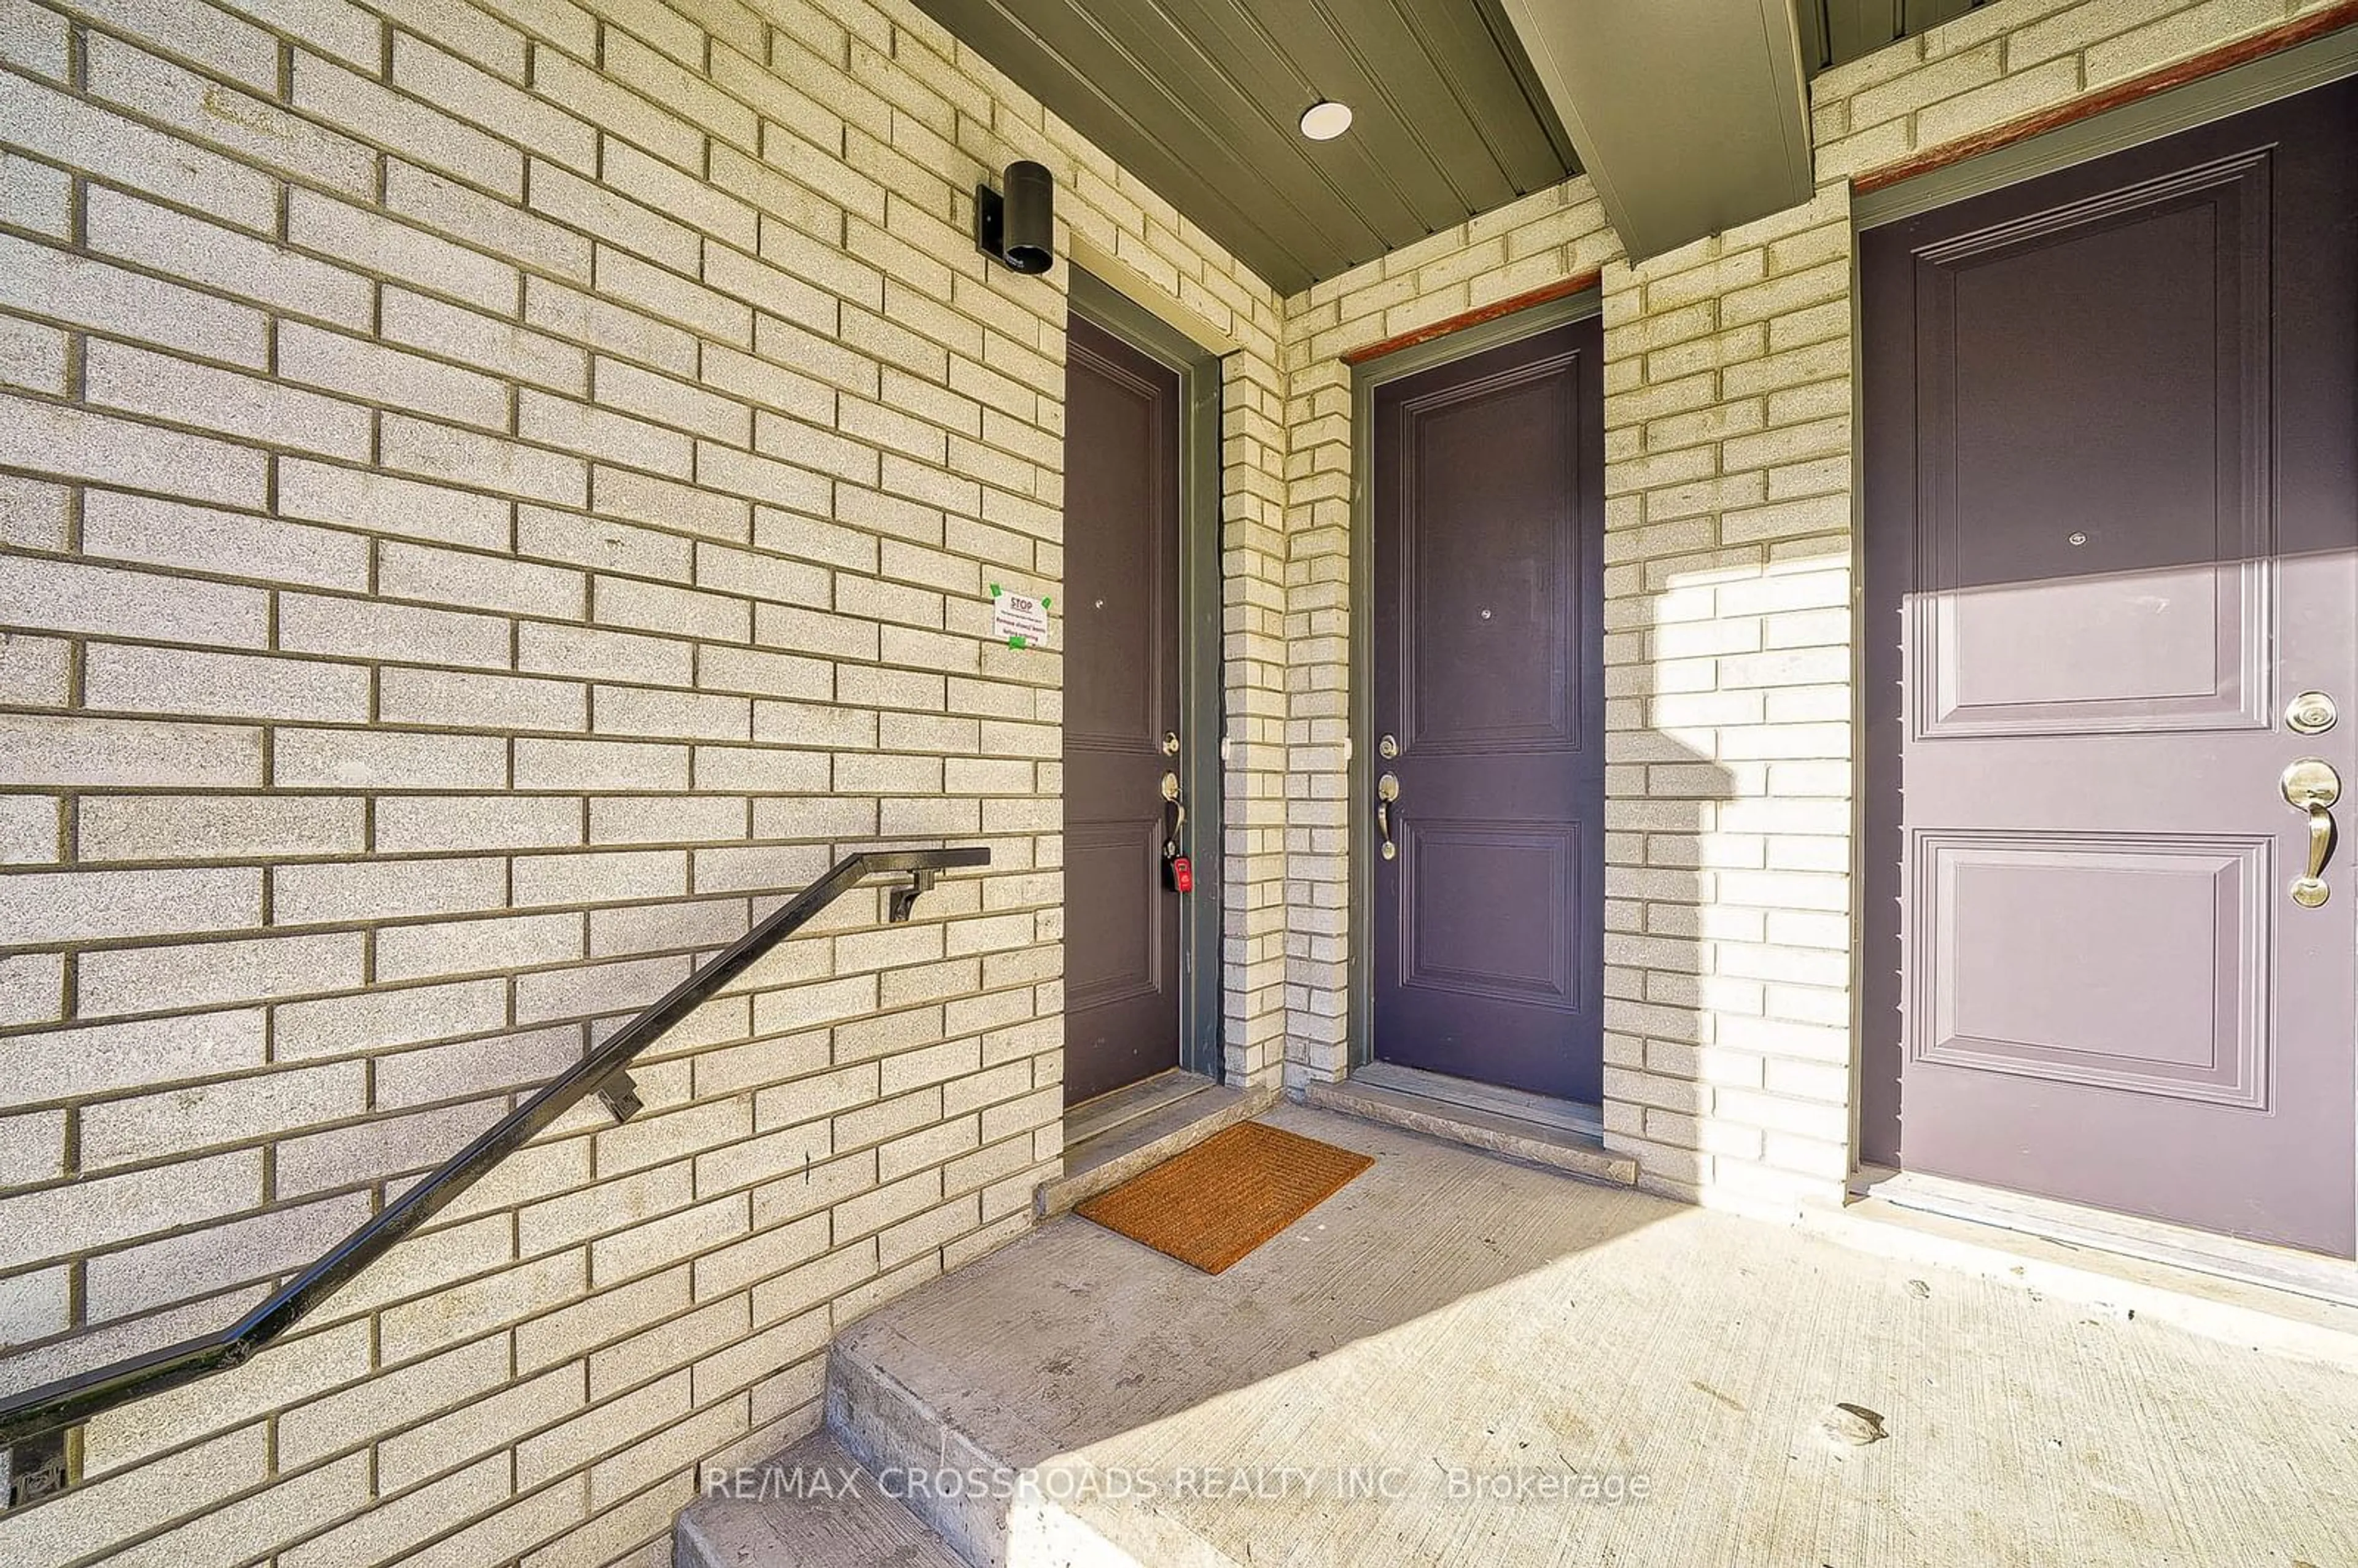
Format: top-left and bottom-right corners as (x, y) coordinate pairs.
(1299, 101), (1353, 141)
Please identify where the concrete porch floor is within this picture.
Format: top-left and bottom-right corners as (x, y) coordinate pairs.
(787, 1104), (2358, 1567)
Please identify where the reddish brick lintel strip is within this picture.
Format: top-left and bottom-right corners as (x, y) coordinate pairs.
(1854, 0), (2358, 195)
(1340, 271), (1603, 367)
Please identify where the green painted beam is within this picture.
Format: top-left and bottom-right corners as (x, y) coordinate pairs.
(1501, 0), (1816, 263)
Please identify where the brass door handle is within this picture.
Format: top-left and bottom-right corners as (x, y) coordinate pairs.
(1376, 773), (1399, 862)
(2282, 758), (2341, 907)
(1161, 770), (1185, 858)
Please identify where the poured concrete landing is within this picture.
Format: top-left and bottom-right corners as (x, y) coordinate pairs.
(676, 1430), (962, 1568)
(833, 1104), (2358, 1567)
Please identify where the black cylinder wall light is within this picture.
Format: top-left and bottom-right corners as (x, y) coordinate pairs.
(976, 160), (1054, 275)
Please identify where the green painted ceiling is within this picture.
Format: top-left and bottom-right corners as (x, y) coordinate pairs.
(914, 0), (1578, 295)
(921, 0), (1992, 294)
(1799, 0), (1992, 74)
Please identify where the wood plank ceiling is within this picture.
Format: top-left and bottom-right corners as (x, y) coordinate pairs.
(920, 0), (1993, 295)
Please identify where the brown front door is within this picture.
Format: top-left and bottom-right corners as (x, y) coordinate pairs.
(1863, 78), (2358, 1255)
(1061, 314), (1184, 1106)
(1370, 317), (1607, 1102)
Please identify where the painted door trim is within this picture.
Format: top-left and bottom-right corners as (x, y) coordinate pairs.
(1068, 269), (1226, 1083)
(1345, 286), (1605, 1081)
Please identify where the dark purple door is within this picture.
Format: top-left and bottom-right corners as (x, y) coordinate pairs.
(1062, 315), (1184, 1106)
(1862, 79), (2358, 1254)
(1372, 317), (1606, 1102)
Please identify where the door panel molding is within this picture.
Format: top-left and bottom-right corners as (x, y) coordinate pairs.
(1907, 143), (2274, 742)
(1399, 818), (1582, 1006)
(1907, 828), (2272, 1109)
(1907, 146), (2273, 265)
(1393, 354), (1584, 757)
(1062, 330), (1181, 758)
(1063, 818), (1175, 1012)
(1910, 562), (2271, 738)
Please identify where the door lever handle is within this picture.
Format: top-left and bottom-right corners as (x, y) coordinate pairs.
(2282, 758), (2341, 907)
(1376, 772), (1399, 862)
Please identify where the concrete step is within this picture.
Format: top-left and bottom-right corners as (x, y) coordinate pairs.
(685, 1104), (2358, 1567)
(1303, 1076), (1635, 1186)
(685, 1105), (1651, 1567)
(825, 1332), (1153, 1568)
(675, 1430), (966, 1568)
(817, 1104), (1657, 1568)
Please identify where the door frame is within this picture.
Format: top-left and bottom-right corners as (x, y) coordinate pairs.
(1068, 269), (1226, 1083)
(1345, 286), (1605, 1081)
(1849, 43), (2358, 1197)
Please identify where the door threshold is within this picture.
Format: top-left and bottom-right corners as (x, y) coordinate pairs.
(1309, 1063), (1631, 1186)
(1065, 1068), (1218, 1148)
(1039, 1070), (1279, 1217)
(1851, 1165), (2358, 1310)
(1356, 1061), (1606, 1141)
(1812, 1184), (2358, 1372)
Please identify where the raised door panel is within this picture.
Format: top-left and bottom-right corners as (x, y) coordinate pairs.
(1065, 342), (1175, 752)
(1910, 152), (2271, 738)
(1064, 820), (1169, 1012)
(1399, 365), (1580, 755)
(1910, 831), (2268, 1109)
(1400, 820), (1579, 1007)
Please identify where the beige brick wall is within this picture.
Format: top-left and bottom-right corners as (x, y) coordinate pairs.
(1277, 0), (2330, 1213)
(1590, 186), (1858, 1212)
(0, 0), (1284, 1561)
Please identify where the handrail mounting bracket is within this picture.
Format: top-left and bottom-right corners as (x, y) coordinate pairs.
(597, 1071), (643, 1123)
(888, 867), (936, 923)
(4, 1429), (70, 1512)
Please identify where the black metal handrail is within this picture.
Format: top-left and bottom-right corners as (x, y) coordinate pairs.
(0, 846), (988, 1468)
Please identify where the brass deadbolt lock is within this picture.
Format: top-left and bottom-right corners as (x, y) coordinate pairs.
(2287, 691), (2337, 735)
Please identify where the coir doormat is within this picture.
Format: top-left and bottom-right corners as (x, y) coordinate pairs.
(1076, 1120), (1374, 1274)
